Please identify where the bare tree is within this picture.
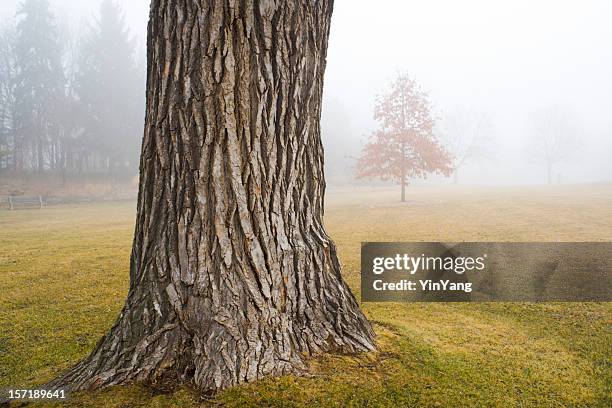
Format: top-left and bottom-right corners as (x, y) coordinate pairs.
(49, 0), (375, 394)
(0, 24), (16, 172)
(438, 108), (495, 184)
(527, 107), (578, 184)
(321, 97), (356, 185)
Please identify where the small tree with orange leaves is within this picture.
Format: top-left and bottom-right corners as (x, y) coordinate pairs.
(356, 73), (453, 201)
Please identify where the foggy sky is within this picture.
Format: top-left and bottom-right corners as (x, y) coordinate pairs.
(2, 0), (610, 185)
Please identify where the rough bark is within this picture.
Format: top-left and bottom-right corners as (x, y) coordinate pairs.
(49, 0), (375, 394)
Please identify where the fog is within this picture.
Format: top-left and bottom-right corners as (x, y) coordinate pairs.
(1, 0), (610, 186)
(324, 0), (612, 185)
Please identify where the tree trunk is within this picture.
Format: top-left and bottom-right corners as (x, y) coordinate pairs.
(400, 163), (406, 202)
(49, 0), (375, 394)
(37, 133), (44, 174)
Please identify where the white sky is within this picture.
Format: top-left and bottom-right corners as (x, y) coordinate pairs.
(1, 0), (611, 184)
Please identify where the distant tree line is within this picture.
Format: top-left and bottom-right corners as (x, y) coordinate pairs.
(0, 0), (144, 180)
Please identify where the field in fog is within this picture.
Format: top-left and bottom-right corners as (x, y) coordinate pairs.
(1, 184), (611, 407)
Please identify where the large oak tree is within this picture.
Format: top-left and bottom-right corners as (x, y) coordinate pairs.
(50, 0), (375, 393)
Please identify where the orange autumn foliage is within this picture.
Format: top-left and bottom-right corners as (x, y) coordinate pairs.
(356, 73), (453, 185)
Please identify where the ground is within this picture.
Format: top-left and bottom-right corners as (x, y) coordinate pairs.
(0, 184), (611, 407)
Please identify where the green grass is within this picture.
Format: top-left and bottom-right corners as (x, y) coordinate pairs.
(1, 185), (611, 407)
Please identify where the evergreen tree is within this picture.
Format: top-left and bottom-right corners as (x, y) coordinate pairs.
(13, 0), (64, 173)
(77, 0), (144, 175)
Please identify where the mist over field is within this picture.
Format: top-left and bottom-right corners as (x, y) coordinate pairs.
(1, 0), (610, 190)
(322, 0), (612, 186)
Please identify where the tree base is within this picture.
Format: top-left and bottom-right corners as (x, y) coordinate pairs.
(47, 272), (375, 394)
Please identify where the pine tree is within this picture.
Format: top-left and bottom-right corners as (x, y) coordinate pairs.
(13, 0), (64, 173)
(76, 0), (144, 175)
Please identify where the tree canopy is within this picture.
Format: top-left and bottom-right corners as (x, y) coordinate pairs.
(356, 73), (452, 199)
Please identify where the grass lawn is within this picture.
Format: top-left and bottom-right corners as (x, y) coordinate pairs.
(1, 184), (611, 407)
